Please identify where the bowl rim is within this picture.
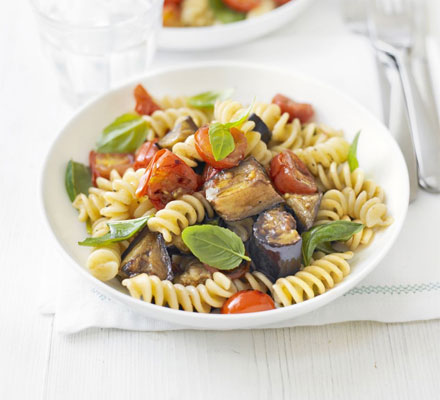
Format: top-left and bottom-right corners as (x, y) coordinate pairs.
(40, 60), (409, 325)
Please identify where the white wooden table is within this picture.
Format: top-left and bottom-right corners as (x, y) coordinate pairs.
(1, 1), (439, 399)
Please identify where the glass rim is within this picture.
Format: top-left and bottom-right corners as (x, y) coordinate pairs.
(30, 0), (161, 31)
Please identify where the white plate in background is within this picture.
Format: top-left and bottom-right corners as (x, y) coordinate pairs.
(41, 62), (409, 329)
(158, 0), (314, 50)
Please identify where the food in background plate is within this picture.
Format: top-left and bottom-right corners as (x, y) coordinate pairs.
(163, 0), (293, 27)
(66, 85), (393, 314)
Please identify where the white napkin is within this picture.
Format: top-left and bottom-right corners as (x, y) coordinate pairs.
(39, 34), (440, 333)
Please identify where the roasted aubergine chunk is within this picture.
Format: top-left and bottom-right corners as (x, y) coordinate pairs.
(249, 207), (302, 282)
(204, 157), (284, 221)
(248, 113), (271, 144)
(173, 257), (212, 286)
(119, 228), (173, 281)
(158, 116), (198, 149)
(284, 192), (322, 232)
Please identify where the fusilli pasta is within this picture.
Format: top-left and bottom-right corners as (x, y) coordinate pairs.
(143, 107), (209, 139)
(86, 243), (122, 282)
(171, 134), (203, 167)
(272, 252), (353, 306)
(147, 193), (214, 242)
(122, 271), (235, 312)
(293, 137), (351, 175)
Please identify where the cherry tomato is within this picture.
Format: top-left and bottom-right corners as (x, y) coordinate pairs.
(89, 151), (133, 186)
(272, 93), (314, 123)
(270, 150), (317, 195)
(273, 0), (291, 5)
(194, 125), (247, 169)
(221, 290), (275, 314)
(133, 140), (159, 170)
(204, 260), (250, 280)
(222, 0), (260, 12)
(134, 84), (161, 116)
(202, 164), (222, 182)
(163, 3), (182, 27)
(136, 149), (200, 209)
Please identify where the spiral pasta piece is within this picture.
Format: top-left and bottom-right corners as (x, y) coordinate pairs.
(232, 271), (276, 298)
(272, 252), (353, 306)
(340, 216), (375, 250)
(87, 244), (122, 282)
(251, 102), (282, 131)
(214, 99), (255, 133)
(99, 168), (147, 220)
(73, 192), (106, 222)
(157, 95), (189, 109)
(143, 108), (209, 139)
(316, 161), (385, 201)
(293, 137), (350, 175)
(271, 120), (343, 153)
(147, 193), (213, 242)
(315, 188), (392, 228)
(122, 271), (235, 312)
(171, 134), (203, 167)
(244, 131), (274, 165)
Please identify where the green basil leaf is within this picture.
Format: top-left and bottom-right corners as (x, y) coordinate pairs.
(182, 225), (251, 270)
(316, 242), (334, 254)
(96, 113), (150, 153)
(65, 160), (92, 202)
(78, 215), (152, 247)
(208, 0), (246, 23)
(208, 101), (254, 161)
(348, 131), (361, 172)
(188, 88), (234, 109)
(301, 221), (363, 265)
(209, 122), (236, 161)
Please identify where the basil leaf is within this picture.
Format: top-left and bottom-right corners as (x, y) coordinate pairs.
(65, 160), (92, 202)
(316, 242), (334, 254)
(182, 225), (251, 270)
(348, 131), (361, 172)
(78, 216), (152, 247)
(188, 88), (234, 109)
(208, 0), (246, 23)
(301, 221), (363, 265)
(208, 101), (254, 161)
(96, 113), (150, 153)
(209, 122), (236, 161)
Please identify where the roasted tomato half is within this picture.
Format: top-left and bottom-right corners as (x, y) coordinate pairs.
(194, 125), (247, 169)
(89, 151), (134, 186)
(134, 84), (161, 116)
(270, 150), (317, 195)
(273, 0), (291, 5)
(221, 290), (275, 314)
(272, 93), (314, 123)
(222, 0), (260, 12)
(136, 149), (200, 209)
(133, 140), (159, 170)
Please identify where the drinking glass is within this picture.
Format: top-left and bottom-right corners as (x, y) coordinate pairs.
(31, 0), (163, 106)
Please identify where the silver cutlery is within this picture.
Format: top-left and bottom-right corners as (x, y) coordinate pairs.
(342, 0), (419, 201)
(369, 0), (440, 193)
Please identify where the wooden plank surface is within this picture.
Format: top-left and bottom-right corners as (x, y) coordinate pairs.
(1, 1), (439, 400)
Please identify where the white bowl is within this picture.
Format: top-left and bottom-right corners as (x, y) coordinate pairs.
(158, 0), (314, 51)
(41, 62), (409, 330)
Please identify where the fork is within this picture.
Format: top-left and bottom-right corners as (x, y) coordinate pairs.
(369, 0), (440, 193)
(342, 0), (418, 201)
